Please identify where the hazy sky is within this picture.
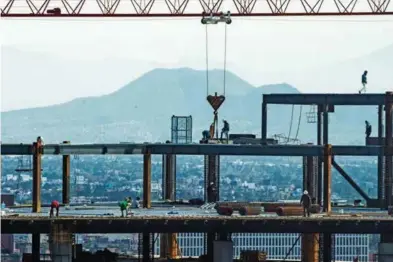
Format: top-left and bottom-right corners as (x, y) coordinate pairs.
(1, 1), (393, 110)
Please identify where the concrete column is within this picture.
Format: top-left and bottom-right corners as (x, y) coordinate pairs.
(323, 144), (332, 214)
(261, 101), (267, 144)
(32, 233), (40, 262)
(143, 152), (151, 208)
(62, 141), (71, 205)
(32, 137), (43, 213)
(385, 91), (393, 208)
(302, 234), (319, 262)
(49, 224), (73, 262)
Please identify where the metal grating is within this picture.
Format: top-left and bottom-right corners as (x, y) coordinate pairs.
(171, 115), (192, 144)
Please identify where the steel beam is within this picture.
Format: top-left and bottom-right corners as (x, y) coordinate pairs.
(3, 217), (393, 234)
(385, 91), (393, 208)
(323, 145), (332, 214)
(143, 152), (152, 208)
(332, 159), (370, 202)
(62, 141), (71, 205)
(32, 138), (43, 213)
(2, 143), (392, 156)
(263, 93), (390, 105)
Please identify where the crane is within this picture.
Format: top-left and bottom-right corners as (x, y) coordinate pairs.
(1, 0), (392, 17)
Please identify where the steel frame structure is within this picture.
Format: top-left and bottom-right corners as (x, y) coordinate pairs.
(1, 0), (393, 17)
(1, 143), (391, 156)
(2, 216), (393, 234)
(262, 92), (393, 209)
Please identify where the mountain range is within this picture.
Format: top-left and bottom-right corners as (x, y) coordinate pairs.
(2, 45), (391, 145)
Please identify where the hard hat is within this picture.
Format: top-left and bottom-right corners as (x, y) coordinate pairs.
(304, 190), (308, 195)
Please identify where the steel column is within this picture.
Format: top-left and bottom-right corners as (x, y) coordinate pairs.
(262, 101), (267, 144)
(323, 144), (332, 214)
(206, 232), (215, 262)
(32, 137), (43, 213)
(204, 155), (220, 203)
(302, 234), (319, 262)
(378, 105), (385, 208)
(385, 91), (393, 208)
(322, 234), (332, 262)
(62, 141), (71, 205)
(303, 156), (319, 201)
(142, 233), (151, 262)
(162, 154), (176, 201)
(323, 106), (329, 145)
(143, 152), (152, 208)
(317, 108), (323, 205)
(32, 233), (40, 262)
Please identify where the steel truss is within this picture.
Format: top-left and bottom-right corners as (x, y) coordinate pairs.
(1, 0), (392, 16)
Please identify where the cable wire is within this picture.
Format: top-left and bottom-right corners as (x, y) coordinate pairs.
(223, 22), (227, 96)
(286, 104), (295, 144)
(294, 105), (303, 141)
(205, 24), (209, 96)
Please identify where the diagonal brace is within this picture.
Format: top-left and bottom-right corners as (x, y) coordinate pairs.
(332, 159), (370, 202)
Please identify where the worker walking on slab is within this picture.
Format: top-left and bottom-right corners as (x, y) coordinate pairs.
(359, 70), (368, 94)
(220, 120), (230, 142)
(119, 198), (131, 217)
(365, 120), (372, 138)
(50, 200), (60, 217)
(300, 190), (311, 217)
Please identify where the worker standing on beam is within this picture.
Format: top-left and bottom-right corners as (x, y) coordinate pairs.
(50, 200), (60, 217)
(359, 70), (368, 94)
(220, 120), (230, 142)
(300, 190), (311, 217)
(365, 120), (372, 138)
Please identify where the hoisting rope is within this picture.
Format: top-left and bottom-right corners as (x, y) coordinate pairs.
(205, 22), (228, 96)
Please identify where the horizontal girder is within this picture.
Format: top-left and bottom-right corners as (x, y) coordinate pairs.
(263, 93), (393, 105)
(2, 216), (393, 234)
(1, 143), (392, 156)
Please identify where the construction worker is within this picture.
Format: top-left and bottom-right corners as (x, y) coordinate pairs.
(220, 120), (230, 141)
(359, 70), (368, 94)
(50, 200), (60, 217)
(207, 182), (217, 203)
(365, 120), (372, 138)
(133, 197), (140, 209)
(202, 130), (211, 141)
(118, 198), (131, 217)
(300, 190), (311, 217)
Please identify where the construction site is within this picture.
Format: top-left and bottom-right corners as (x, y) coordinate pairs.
(0, 92), (393, 262)
(2, 0), (393, 260)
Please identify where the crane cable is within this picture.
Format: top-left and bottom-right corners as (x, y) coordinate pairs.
(286, 105), (303, 144)
(205, 22), (228, 96)
(294, 105), (303, 141)
(286, 104), (295, 144)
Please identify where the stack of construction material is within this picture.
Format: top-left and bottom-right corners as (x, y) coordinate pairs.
(240, 250), (267, 261)
(276, 204), (321, 216)
(216, 206), (233, 216)
(239, 206), (261, 216)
